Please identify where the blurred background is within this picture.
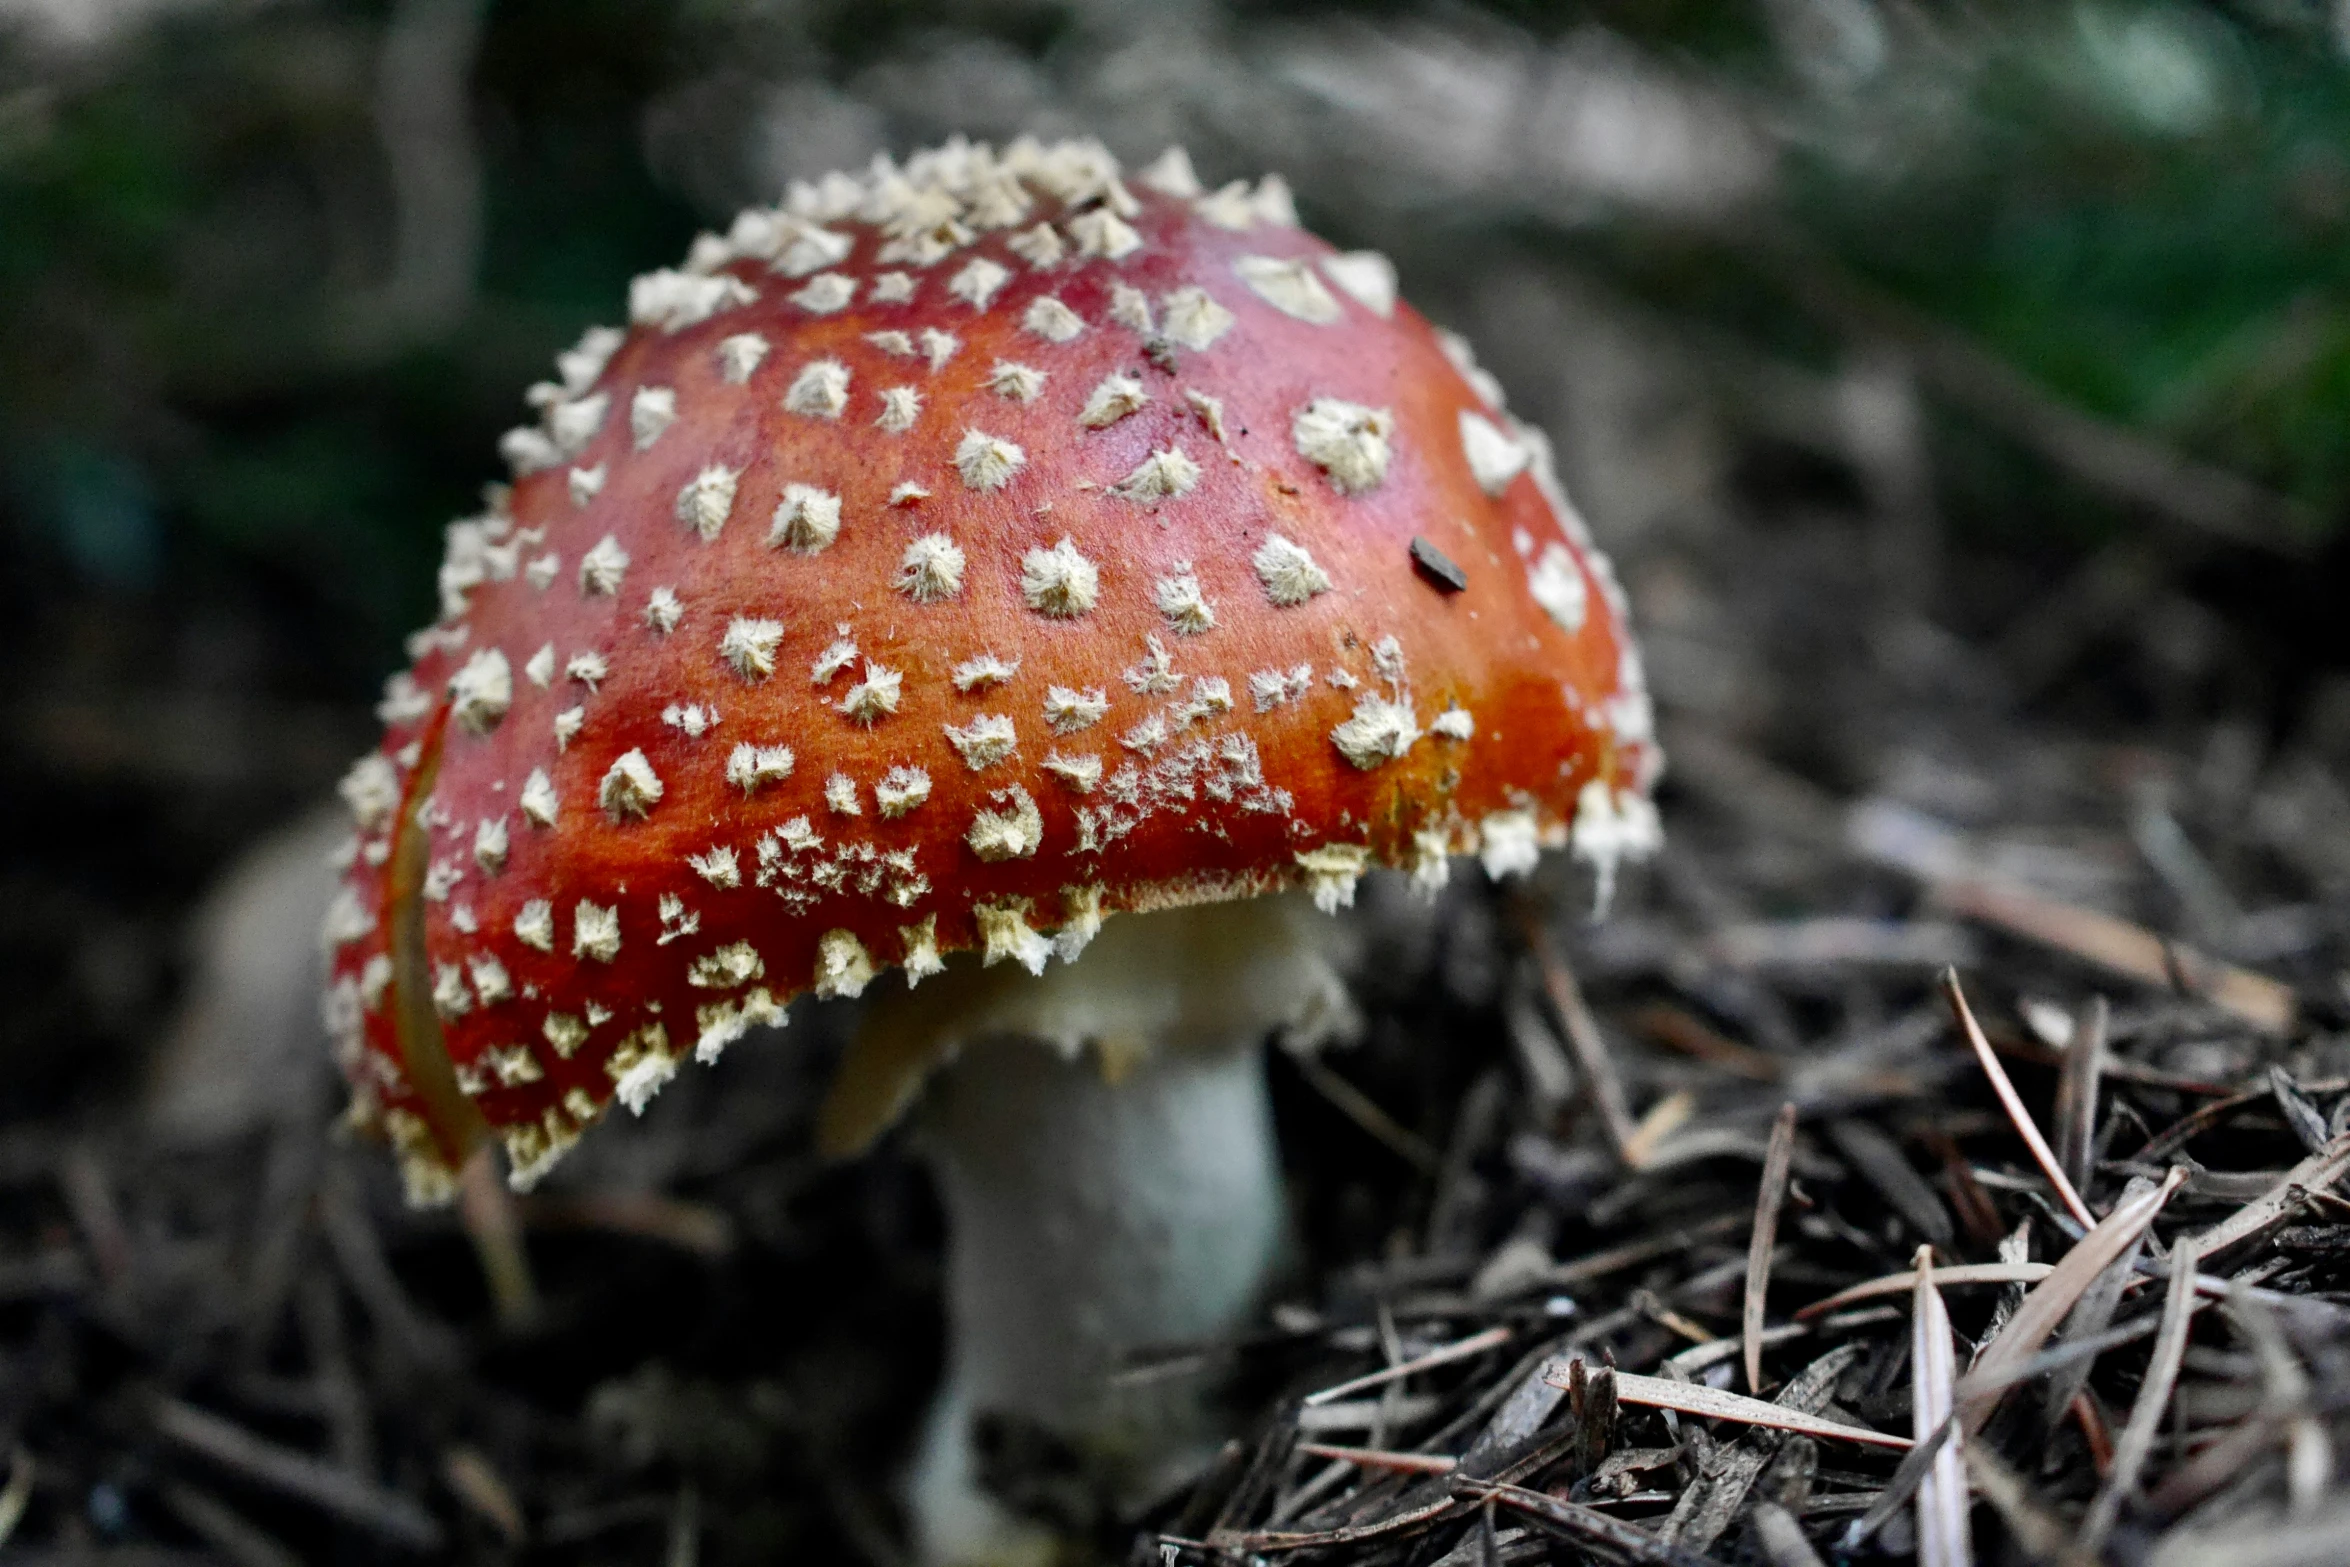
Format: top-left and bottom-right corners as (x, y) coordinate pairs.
(6, 0), (2350, 1559)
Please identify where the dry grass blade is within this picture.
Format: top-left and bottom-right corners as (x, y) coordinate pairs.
(1941, 970), (2094, 1229)
(1745, 1102), (1799, 1395)
(2052, 995), (2106, 1196)
(1303, 1326), (1512, 1406)
(1797, 1262), (2055, 1318)
(1516, 901), (1638, 1163)
(1911, 1248), (1970, 1567)
(1550, 1369), (1910, 1450)
(2187, 1129), (2350, 1259)
(1954, 1165), (2187, 1433)
(2079, 1234), (2198, 1552)
(1455, 1476), (1732, 1567)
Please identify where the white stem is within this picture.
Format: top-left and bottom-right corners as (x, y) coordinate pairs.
(907, 1032), (1284, 1566)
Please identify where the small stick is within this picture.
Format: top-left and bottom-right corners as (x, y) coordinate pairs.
(1797, 1262), (2056, 1318)
(1547, 1369), (1910, 1450)
(1515, 902), (1638, 1163)
(1295, 1443), (1457, 1475)
(1941, 970), (2095, 1230)
(1745, 1103), (1800, 1395)
(1302, 1325), (1510, 1406)
(2187, 1129), (2350, 1259)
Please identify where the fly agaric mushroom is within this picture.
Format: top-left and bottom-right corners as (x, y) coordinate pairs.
(322, 136), (1660, 1563)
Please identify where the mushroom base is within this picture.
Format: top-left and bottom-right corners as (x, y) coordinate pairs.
(909, 1032), (1285, 1567)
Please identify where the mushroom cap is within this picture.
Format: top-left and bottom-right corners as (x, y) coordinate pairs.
(321, 137), (1660, 1201)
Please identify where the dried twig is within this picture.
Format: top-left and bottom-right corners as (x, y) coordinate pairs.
(1304, 1327), (1512, 1407)
(1516, 902), (1638, 1163)
(2080, 1234), (2198, 1551)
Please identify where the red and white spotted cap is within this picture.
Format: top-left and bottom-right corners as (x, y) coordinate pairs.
(320, 137), (1661, 1202)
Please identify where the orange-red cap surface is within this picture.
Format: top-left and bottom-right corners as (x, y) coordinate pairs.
(321, 139), (1661, 1200)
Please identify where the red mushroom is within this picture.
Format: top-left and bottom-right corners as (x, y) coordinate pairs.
(321, 136), (1659, 1562)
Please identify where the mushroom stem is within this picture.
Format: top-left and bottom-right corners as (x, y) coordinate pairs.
(908, 1031), (1284, 1566)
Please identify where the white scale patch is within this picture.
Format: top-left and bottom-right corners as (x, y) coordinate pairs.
(726, 743), (794, 793)
(898, 534), (966, 602)
(717, 333), (770, 383)
(952, 653), (1018, 691)
(675, 466), (739, 540)
(1007, 223), (1064, 268)
(474, 816), (509, 873)
(1159, 287), (1234, 351)
(1478, 808), (1541, 881)
(339, 755), (400, 832)
(1293, 398), (1393, 494)
(1113, 446), (1201, 502)
(974, 900), (1052, 975)
(1079, 373), (1148, 429)
(1294, 843), (1373, 915)
(629, 269), (755, 332)
(1234, 255), (1341, 324)
(987, 361), (1047, 402)
(1042, 752), (1102, 793)
(569, 464), (606, 508)
(688, 846), (740, 888)
(1043, 686), (1107, 732)
(520, 768), (559, 828)
(573, 899), (621, 962)
(656, 893), (698, 944)
(889, 482), (930, 506)
(1124, 634), (1179, 695)
(1023, 296), (1085, 343)
(955, 429), (1026, 490)
(600, 749), (663, 820)
(866, 330), (916, 358)
(948, 257), (1011, 309)
(813, 929), (874, 999)
(565, 651), (607, 691)
(631, 386), (676, 450)
(1154, 570), (1215, 634)
(900, 916), (945, 985)
(1067, 208), (1141, 261)
(578, 534), (630, 596)
(1250, 664), (1315, 711)
(1458, 409), (1529, 496)
(1431, 707), (1475, 740)
(688, 942), (764, 989)
(644, 586), (684, 634)
(967, 785), (1044, 861)
(661, 702), (720, 738)
(517, 902), (556, 949)
(719, 617), (785, 682)
(448, 648), (513, 734)
(1021, 538), (1098, 617)
(944, 715), (1018, 770)
(1252, 534), (1332, 606)
(838, 662), (903, 724)
(876, 386), (922, 434)
(769, 484), (843, 553)
(1330, 695), (1421, 770)
(825, 772), (861, 815)
(784, 359), (851, 419)
(810, 633), (859, 684)
(1528, 544), (1588, 633)
(790, 272), (856, 314)
(1321, 251), (1397, 317)
(876, 766), (932, 818)
(871, 271), (916, 303)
